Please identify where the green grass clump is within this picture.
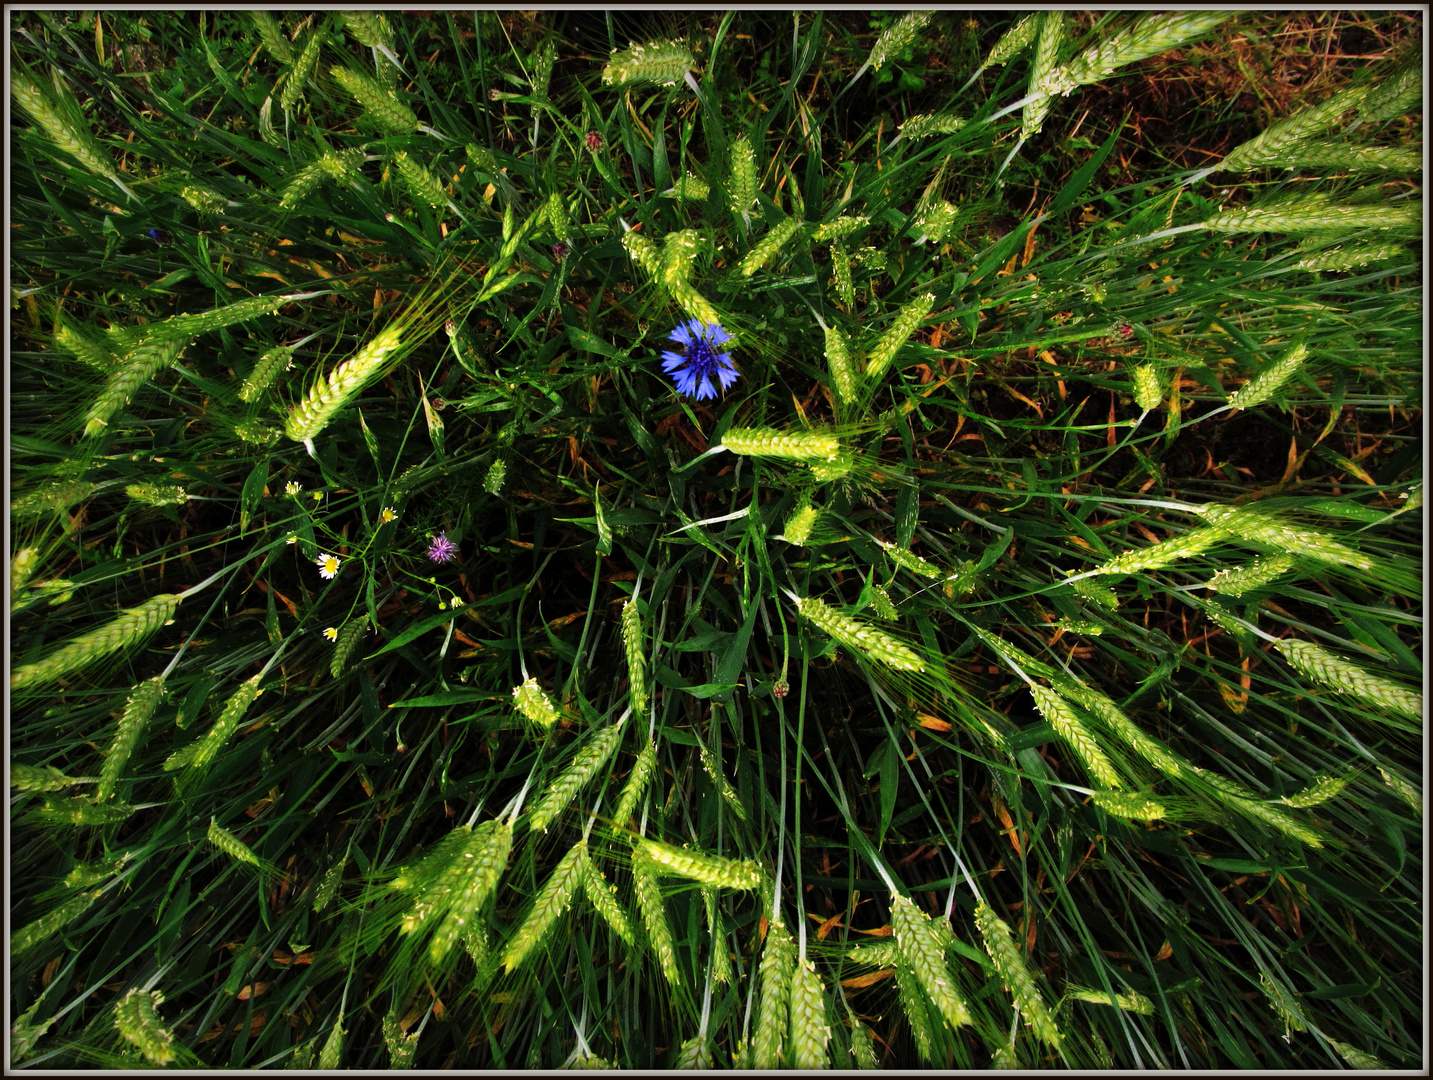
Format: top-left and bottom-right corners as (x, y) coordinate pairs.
(10, 10), (1419, 1070)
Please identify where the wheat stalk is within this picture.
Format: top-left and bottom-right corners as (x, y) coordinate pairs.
(892, 961), (938, 1061)
(1065, 986), (1155, 1014)
(502, 841), (588, 973)
(878, 539), (944, 580)
(1130, 364), (1163, 411)
(313, 857), (345, 913)
(974, 898), (1063, 1047)
(890, 894), (971, 1029)
(12, 593), (181, 691)
(1355, 55), (1421, 126)
(1328, 1040), (1389, 1070)
(180, 183), (227, 214)
(125, 483), (187, 507)
(795, 595), (925, 673)
(899, 113), (966, 140)
(207, 819), (275, 871)
(1021, 12), (1066, 139)
(529, 721), (625, 832)
(318, 1021), (345, 1070)
(1378, 768), (1420, 815)
(722, 427), (842, 462)
(751, 921), (795, 1068)
(1060, 679), (1187, 778)
(53, 318), (114, 370)
(1055, 12), (1233, 96)
(621, 230), (661, 277)
(285, 324), (407, 448)
(813, 216), (868, 242)
(114, 989), (175, 1066)
(865, 292), (935, 379)
(669, 173), (710, 201)
(1295, 239), (1409, 272)
(620, 600), (649, 716)
(1281, 774), (1352, 809)
(280, 159), (328, 209)
(673, 1035), (712, 1069)
(601, 39), (693, 87)
(181, 675), (264, 772)
(830, 244), (855, 307)
(701, 885), (732, 985)
(977, 13), (1040, 73)
(1274, 637), (1422, 720)
(97, 675), (166, 801)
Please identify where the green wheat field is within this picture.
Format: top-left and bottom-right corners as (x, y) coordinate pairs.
(9, 9), (1423, 1070)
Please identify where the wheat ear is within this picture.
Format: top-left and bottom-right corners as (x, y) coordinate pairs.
(114, 990), (175, 1066)
(96, 675), (166, 800)
(1031, 686), (1123, 788)
(974, 898), (1063, 1047)
(501, 841), (588, 973)
(426, 818), (513, 963)
(382, 1013), (419, 1069)
(751, 921), (795, 1068)
(280, 29), (323, 112)
(329, 65), (418, 134)
(12, 890), (100, 956)
(865, 293), (935, 379)
(788, 958), (831, 1069)
(632, 852), (682, 987)
(722, 427), (842, 461)
(890, 894), (971, 1029)
(84, 333), (193, 437)
(528, 721), (626, 832)
(1274, 638), (1422, 721)
(601, 39), (693, 87)
(12, 593), (181, 691)
(637, 838), (762, 890)
(582, 856), (636, 944)
(285, 325), (407, 449)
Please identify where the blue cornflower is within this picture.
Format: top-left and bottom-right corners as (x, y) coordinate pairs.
(660, 319), (738, 400)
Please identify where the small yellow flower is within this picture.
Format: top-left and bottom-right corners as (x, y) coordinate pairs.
(323, 627), (338, 642)
(285, 481), (301, 496)
(438, 600), (447, 610)
(311, 491), (323, 502)
(380, 507), (397, 523)
(316, 554), (341, 580)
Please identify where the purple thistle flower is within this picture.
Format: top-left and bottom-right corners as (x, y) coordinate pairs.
(426, 532), (458, 563)
(660, 319), (739, 400)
